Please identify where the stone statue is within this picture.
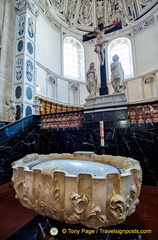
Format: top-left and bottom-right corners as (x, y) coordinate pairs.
(6, 100), (16, 122)
(86, 62), (98, 97)
(110, 54), (126, 93)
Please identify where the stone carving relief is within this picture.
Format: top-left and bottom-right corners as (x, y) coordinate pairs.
(26, 59), (33, 82)
(14, 0), (157, 32)
(107, 182), (140, 224)
(15, 0), (28, 10)
(13, 175), (62, 219)
(65, 0), (77, 27)
(12, 152), (142, 229)
(96, 0), (104, 19)
(68, 193), (101, 221)
(18, 15), (25, 36)
(78, 0), (93, 26)
(128, 183), (139, 215)
(133, 16), (154, 35)
(52, 0), (65, 12)
(107, 192), (127, 223)
(107, 0), (122, 23)
(15, 0), (39, 17)
(126, 0), (137, 20)
(6, 100), (16, 122)
(28, 17), (34, 38)
(16, 57), (23, 80)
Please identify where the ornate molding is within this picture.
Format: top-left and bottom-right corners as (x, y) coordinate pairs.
(15, 0), (39, 17)
(35, 0), (61, 31)
(67, 193), (102, 223)
(14, 0), (157, 33)
(133, 16), (155, 35)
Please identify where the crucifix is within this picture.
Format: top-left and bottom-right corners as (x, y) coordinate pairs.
(83, 22), (122, 95)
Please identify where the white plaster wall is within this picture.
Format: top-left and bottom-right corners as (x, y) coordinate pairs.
(80, 84), (87, 105)
(36, 15), (61, 75)
(0, 0), (16, 121)
(36, 66), (47, 97)
(47, 81), (57, 100)
(84, 43), (101, 84)
(127, 78), (144, 103)
(134, 23), (158, 76)
(57, 78), (69, 103)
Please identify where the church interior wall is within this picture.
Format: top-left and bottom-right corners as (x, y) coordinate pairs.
(126, 77), (144, 103)
(0, 2), (158, 238)
(57, 77), (69, 103)
(134, 23), (158, 76)
(35, 14), (61, 76)
(0, 0), (15, 121)
(84, 43), (101, 83)
(0, 1), (158, 121)
(36, 65), (47, 97)
(34, 15), (89, 107)
(105, 13), (158, 102)
(79, 84), (89, 105)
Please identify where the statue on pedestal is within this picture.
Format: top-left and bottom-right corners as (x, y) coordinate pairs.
(86, 62), (98, 98)
(6, 100), (16, 122)
(110, 54), (126, 93)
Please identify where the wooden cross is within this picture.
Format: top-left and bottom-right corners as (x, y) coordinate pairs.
(83, 22), (122, 95)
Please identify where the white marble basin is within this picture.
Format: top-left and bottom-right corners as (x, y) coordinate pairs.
(12, 152), (142, 228)
(31, 159), (120, 176)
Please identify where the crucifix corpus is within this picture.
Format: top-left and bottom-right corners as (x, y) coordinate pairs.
(83, 22), (121, 95)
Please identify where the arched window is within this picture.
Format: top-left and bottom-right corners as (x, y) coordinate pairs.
(107, 37), (133, 80)
(64, 37), (85, 81)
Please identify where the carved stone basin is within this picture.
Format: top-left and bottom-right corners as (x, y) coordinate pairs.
(12, 151), (142, 228)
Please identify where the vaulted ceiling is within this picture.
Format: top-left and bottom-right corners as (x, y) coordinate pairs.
(46, 0), (157, 32)
(14, 0), (157, 34)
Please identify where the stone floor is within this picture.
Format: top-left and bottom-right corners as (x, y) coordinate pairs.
(0, 182), (157, 240)
(0, 182), (37, 240)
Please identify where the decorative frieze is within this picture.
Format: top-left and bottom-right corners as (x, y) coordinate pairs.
(14, 0), (157, 33)
(78, 0), (93, 26)
(15, 0), (39, 17)
(133, 16), (155, 35)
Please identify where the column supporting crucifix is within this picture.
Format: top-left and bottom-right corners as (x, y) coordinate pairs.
(83, 22), (122, 96)
(100, 49), (108, 95)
